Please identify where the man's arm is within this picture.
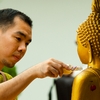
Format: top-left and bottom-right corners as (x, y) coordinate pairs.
(0, 58), (71, 100)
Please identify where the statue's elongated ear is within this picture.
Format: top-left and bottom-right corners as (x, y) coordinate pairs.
(87, 40), (92, 63)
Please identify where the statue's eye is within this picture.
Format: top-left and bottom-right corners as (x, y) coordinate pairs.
(75, 41), (77, 45)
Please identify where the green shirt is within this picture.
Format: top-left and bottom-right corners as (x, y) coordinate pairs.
(0, 71), (18, 100)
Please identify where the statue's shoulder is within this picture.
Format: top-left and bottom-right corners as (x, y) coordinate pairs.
(72, 68), (100, 100)
(73, 68), (100, 90)
(74, 68), (100, 83)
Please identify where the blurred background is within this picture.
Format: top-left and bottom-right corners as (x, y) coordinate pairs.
(0, 0), (92, 100)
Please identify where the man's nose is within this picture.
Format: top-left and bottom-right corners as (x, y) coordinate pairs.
(18, 43), (27, 53)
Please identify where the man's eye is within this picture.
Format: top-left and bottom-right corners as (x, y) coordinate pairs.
(25, 42), (29, 46)
(16, 37), (21, 41)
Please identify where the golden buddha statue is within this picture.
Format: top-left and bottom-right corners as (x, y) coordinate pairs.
(71, 0), (100, 100)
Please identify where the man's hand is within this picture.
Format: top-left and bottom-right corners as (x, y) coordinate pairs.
(33, 58), (74, 78)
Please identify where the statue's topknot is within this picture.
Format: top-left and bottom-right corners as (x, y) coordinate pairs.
(92, 0), (100, 13)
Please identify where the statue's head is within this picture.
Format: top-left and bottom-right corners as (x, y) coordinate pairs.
(76, 0), (100, 64)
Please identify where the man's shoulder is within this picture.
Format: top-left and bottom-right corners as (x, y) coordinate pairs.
(4, 72), (13, 79)
(0, 71), (13, 83)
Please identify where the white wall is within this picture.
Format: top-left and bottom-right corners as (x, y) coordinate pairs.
(0, 0), (92, 100)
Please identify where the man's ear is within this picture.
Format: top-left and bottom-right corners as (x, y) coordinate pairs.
(87, 40), (92, 63)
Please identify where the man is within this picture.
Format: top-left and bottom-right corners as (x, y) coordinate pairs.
(0, 8), (73, 100)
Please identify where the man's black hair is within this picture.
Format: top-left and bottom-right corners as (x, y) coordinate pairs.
(0, 8), (32, 27)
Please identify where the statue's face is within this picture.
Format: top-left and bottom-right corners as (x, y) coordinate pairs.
(76, 35), (89, 64)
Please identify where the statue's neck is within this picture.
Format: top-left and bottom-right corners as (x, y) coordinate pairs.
(88, 57), (100, 69)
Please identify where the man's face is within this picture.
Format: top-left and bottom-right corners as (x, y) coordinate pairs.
(0, 17), (32, 68)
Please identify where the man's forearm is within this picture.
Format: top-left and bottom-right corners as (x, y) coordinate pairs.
(0, 67), (37, 100)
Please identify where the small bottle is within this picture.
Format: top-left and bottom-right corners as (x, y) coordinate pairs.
(63, 68), (73, 75)
(63, 65), (83, 75)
